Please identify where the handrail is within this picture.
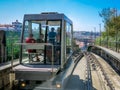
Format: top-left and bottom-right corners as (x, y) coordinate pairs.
(15, 43), (55, 75)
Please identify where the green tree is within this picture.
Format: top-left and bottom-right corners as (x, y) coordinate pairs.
(98, 8), (120, 51)
(99, 8), (115, 25)
(107, 16), (120, 37)
(99, 8), (120, 37)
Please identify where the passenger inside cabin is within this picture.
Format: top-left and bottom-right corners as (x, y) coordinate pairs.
(25, 33), (36, 53)
(55, 34), (61, 61)
(25, 34), (40, 61)
(37, 33), (44, 43)
(36, 33), (44, 58)
(47, 27), (61, 62)
(57, 27), (60, 36)
(48, 27), (56, 44)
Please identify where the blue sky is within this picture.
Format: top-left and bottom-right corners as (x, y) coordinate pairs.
(0, 0), (120, 31)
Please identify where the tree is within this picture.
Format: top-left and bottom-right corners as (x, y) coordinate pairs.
(107, 15), (120, 37)
(99, 8), (115, 25)
(99, 8), (120, 37)
(98, 8), (120, 51)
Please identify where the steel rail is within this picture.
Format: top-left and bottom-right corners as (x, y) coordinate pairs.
(84, 52), (93, 90)
(90, 53), (115, 90)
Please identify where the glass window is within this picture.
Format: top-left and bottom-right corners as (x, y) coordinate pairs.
(66, 22), (72, 58)
(47, 21), (61, 44)
(46, 21), (61, 64)
(22, 20), (44, 64)
(32, 23), (39, 39)
(21, 20), (61, 65)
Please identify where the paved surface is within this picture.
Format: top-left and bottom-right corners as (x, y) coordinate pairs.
(64, 57), (87, 90)
(65, 53), (120, 90)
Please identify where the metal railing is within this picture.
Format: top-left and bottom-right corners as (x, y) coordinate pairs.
(0, 38), (20, 65)
(96, 41), (120, 53)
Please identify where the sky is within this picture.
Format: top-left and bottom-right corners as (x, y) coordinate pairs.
(0, 0), (120, 31)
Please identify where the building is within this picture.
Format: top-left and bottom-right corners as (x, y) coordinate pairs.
(12, 20), (22, 31)
(0, 20), (22, 31)
(0, 24), (13, 31)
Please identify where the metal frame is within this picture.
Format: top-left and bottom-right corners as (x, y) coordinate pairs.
(20, 12), (73, 68)
(24, 13), (72, 25)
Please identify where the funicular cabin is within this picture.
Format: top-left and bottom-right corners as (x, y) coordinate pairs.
(13, 12), (73, 89)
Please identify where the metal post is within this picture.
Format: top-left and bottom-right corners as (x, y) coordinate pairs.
(94, 27), (96, 45)
(107, 26), (109, 48)
(52, 44), (54, 76)
(112, 8), (118, 52)
(99, 24), (101, 46)
(115, 8), (118, 52)
(90, 30), (93, 45)
(115, 28), (118, 52)
(11, 38), (14, 70)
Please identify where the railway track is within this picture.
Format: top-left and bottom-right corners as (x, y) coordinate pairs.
(93, 53), (120, 90)
(84, 52), (115, 90)
(84, 52), (93, 90)
(1, 50), (120, 90)
(91, 53), (115, 90)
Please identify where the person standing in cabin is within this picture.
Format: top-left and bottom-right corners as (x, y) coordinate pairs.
(48, 27), (56, 44)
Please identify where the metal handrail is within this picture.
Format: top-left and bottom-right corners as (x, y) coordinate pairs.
(15, 43), (55, 75)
